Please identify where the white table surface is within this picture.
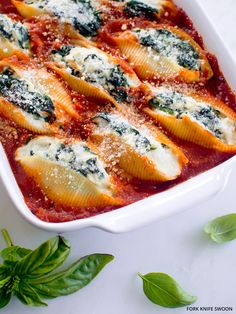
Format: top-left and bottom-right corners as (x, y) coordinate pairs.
(1, 1), (236, 313)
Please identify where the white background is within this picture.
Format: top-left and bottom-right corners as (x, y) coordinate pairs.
(0, 1), (236, 313)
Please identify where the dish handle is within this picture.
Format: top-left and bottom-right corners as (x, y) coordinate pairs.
(91, 156), (236, 233)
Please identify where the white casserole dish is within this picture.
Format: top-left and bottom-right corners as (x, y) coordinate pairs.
(0, 0), (236, 233)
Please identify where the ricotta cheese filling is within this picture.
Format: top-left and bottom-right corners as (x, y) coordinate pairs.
(52, 46), (139, 102)
(19, 137), (110, 188)
(93, 112), (180, 177)
(0, 69), (55, 124)
(0, 14), (30, 50)
(133, 28), (201, 71)
(25, 0), (101, 36)
(149, 86), (236, 145)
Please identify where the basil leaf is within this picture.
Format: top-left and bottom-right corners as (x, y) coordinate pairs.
(204, 213), (236, 243)
(15, 281), (47, 307)
(14, 236), (70, 276)
(1, 246), (32, 264)
(0, 266), (11, 287)
(138, 272), (197, 308)
(0, 276), (11, 289)
(0, 288), (12, 309)
(29, 254), (114, 298)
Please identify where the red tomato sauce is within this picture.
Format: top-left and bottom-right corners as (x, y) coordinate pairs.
(0, 1), (235, 222)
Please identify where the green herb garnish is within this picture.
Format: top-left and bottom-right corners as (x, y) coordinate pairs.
(204, 213), (236, 243)
(138, 272), (197, 308)
(0, 229), (114, 308)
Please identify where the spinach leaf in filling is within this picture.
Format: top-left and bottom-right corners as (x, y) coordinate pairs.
(193, 106), (222, 139)
(107, 66), (129, 102)
(0, 16), (12, 40)
(125, 1), (158, 17)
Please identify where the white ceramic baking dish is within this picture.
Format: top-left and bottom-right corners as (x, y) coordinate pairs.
(0, 0), (236, 233)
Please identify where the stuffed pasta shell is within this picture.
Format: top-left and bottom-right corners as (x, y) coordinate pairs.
(12, 0), (102, 38)
(0, 56), (77, 133)
(0, 14), (30, 59)
(113, 25), (213, 82)
(48, 44), (141, 108)
(118, 0), (176, 18)
(15, 136), (119, 206)
(144, 86), (236, 152)
(91, 112), (188, 181)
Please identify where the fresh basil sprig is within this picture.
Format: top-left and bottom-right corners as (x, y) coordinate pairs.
(138, 272), (197, 308)
(204, 213), (236, 243)
(0, 229), (114, 308)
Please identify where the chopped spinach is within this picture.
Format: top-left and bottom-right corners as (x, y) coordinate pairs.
(108, 66), (128, 88)
(73, 12), (101, 37)
(125, 0), (158, 17)
(14, 23), (30, 49)
(54, 143), (105, 179)
(0, 15), (12, 40)
(107, 66), (129, 102)
(193, 105), (222, 138)
(70, 0), (101, 37)
(52, 45), (73, 57)
(0, 70), (56, 123)
(149, 97), (175, 115)
(176, 41), (199, 70)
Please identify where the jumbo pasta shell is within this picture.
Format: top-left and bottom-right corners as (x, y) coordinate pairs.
(0, 98), (54, 133)
(0, 57), (79, 119)
(48, 44), (141, 108)
(91, 113), (188, 181)
(0, 37), (21, 59)
(113, 25), (213, 82)
(145, 92), (236, 152)
(15, 136), (121, 207)
(12, 0), (46, 18)
(17, 156), (119, 206)
(115, 38), (181, 79)
(47, 63), (121, 109)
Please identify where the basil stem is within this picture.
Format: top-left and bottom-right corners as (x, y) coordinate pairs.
(1, 229), (13, 248)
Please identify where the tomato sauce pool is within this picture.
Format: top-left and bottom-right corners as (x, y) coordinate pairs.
(0, 1), (235, 222)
